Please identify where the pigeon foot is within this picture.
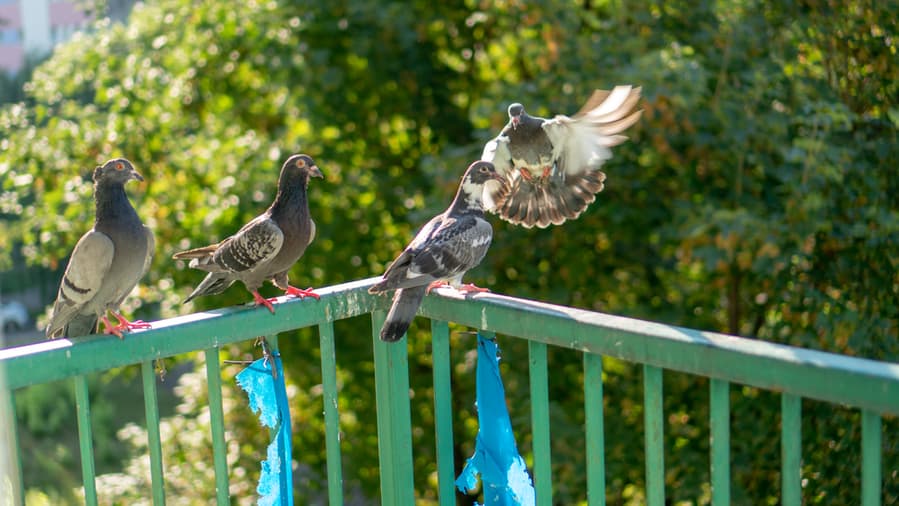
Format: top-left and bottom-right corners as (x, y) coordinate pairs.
(519, 168), (534, 182)
(426, 280), (450, 294)
(252, 290), (276, 314)
(284, 285), (321, 300)
(100, 315), (125, 339)
(457, 283), (490, 294)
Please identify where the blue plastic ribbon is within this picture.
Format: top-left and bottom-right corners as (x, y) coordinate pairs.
(456, 333), (536, 505)
(236, 355), (293, 505)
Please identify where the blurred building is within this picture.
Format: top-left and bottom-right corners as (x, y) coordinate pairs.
(0, 0), (136, 75)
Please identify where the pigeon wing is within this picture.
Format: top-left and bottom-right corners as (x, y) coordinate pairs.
(214, 215), (284, 273)
(542, 85), (642, 176)
(409, 215), (493, 281)
(46, 231), (114, 337)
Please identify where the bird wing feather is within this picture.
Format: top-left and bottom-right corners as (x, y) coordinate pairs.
(542, 85), (642, 176)
(214, 215), (284, 272)
(46, 231), (114, 336)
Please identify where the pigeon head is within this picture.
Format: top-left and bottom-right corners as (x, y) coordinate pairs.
(93, 158), (143, 185)
(282, 154), (323, 180)
(457, 160), (503, 210)
(507, 103), (525, 129)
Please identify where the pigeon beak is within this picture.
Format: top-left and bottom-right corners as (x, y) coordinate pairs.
(309, 165), (323, 179)
(130, 170), (144, 182)
(511, 116), (520, 129)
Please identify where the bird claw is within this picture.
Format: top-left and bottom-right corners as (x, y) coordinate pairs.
(519, 168), (534, 182)
(252, 291), (276, 314)
(426, 280), (450, 294)
(101, 312), (152, 339)
(284, 285), (321, 300)
(457, 283), (490, 294)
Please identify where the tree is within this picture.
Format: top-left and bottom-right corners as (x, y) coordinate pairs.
(1, 0), (896, 503)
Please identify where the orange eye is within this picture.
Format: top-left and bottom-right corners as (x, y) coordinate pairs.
(115, 163), (124, 170)
(296, 159), (306, 168)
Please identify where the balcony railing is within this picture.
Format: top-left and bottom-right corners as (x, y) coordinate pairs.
(1, 277), (897, 505)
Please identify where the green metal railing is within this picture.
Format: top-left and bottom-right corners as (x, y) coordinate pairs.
(1, 277), (898, 505)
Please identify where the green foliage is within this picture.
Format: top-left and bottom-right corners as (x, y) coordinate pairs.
(2, 0), (897, 504)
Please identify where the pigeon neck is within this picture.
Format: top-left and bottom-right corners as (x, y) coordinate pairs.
(94, 180), (138, 223)
(270, 173), (309, 216)
(449, 180), (485, 214)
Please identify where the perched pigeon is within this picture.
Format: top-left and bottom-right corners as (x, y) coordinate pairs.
(46, 158), (155, 339)
(481, 85), (642, 228)
(173, 154), (322, 314)
(369, 161), (503, 342)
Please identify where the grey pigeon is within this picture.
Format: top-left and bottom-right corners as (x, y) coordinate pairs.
(369, 160), (503, 342)
(173, 154), (322, 313)
(46, 158), (155, 338)
(481, 85), (642, 228)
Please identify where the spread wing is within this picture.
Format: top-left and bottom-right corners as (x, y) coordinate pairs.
(46, 231), (115, 336)
(542, 85), (642, 176)
(214, 215), (284, 272)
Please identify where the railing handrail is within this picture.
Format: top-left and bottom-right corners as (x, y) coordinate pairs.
(3, 276), (899, 415)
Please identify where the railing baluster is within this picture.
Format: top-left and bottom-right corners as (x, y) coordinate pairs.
(528, 340), (552, 505)
(318, 322), (345, 505)
(780, 393), (801, 506)
(861, 409), (882, 506)
(2, 387), (24, 505)
(643, 364), (665, 506)
(73, 375), (98, 506)
(583, 352), (605, 506)
(142, 360), (166, 505)
(371, 310), (415, 505)
(430, 319), (455, 506)
(204, 348), (230, 505)
(710, 378), (731, 506)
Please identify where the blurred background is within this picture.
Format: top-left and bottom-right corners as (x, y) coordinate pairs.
(1, 0), (896, 504)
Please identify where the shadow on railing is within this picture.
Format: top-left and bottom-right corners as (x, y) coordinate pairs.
(2, 277), (897, 505)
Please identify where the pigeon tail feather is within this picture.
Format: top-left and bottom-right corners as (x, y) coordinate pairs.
(183, 272), (234, 303)
(494, 170), (606, 228)
(380, 285), (427, 342)
(47, 313), (98, 339)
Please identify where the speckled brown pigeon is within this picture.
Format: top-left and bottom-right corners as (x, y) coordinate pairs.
(173, 154), (322, 314)
(482, 85), (642, 228)
(46, 158), (155, 339)
(369, 160), (503, 342)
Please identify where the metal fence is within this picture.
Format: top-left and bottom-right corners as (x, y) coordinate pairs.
(1, 277), (897, 505)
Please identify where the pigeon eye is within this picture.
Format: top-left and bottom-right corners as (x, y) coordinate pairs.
(296, 159), (306, 168)
(115, 163), (124, 171)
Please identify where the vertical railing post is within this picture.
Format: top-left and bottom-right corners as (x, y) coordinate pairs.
(1, 385), (24, 506)
(318, 322), (345, 505)
(371, 310), (415, 505)
(583, 352), (606, 506)
(204, 348), (230, 505)
(780, 394), (802, 506)
(643, 365), (665, 506)
(73, 376), (98, 506)
(142, 361), (166, 505)
(861, 409), (882, 506)
(710, 379), (731, 506)
(430, 320), (455, 506)
(528, 340), (552, 504)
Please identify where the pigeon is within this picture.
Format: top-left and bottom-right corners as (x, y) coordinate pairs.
(369, 160), (504, 342)
(173, 154), (322, 314)
(46, 158), (155, 339)
(481, 85), (642, 228)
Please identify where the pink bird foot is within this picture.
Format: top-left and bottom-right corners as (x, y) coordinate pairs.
(283, 285), (321, 300)
(252, 290), (276, 314)
(426, 280), (450, 294)
(457, 283), (490, 294)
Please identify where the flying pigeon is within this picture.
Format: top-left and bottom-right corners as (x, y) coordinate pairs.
(173, 154), (322, 314)
(369, 160), (503, 342)
(46, 158), (155, 339)
(481, 85), (642, 228)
